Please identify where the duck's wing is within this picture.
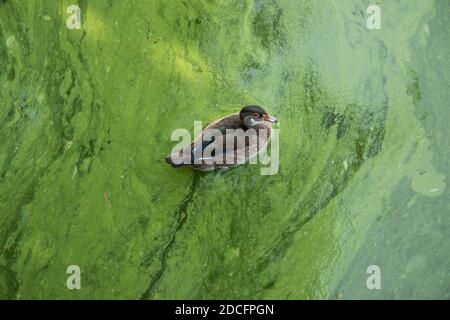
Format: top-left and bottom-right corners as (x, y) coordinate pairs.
(190, 114), (244, 162)
(165, 114), (241, 166)
(198, 115), (272, 165)
(203, 113), (243, 132)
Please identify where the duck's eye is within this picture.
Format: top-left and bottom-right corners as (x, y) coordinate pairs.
(253, 113), (259, 118)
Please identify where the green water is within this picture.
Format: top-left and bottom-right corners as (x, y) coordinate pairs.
(0, 0), (449, 299)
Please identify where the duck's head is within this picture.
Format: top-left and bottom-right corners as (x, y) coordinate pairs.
(239, 105), (278, 128)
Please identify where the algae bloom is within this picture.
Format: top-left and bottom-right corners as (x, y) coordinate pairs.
(0, 0), (448, 299)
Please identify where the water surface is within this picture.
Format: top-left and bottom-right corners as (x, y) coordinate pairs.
(0, 0), (448, 299)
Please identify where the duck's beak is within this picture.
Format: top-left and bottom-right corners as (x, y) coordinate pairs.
(264, 113), (278, 123)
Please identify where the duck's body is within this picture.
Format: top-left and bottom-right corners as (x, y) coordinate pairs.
(165, 105), (278, 171)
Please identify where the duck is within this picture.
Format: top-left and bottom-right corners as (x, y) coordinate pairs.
(165, 105), (278, 171)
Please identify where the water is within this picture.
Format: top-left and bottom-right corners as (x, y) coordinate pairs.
(0, 0), (448, 299)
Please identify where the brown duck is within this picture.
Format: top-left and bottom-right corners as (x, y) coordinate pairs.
(165, 105), (278, 171)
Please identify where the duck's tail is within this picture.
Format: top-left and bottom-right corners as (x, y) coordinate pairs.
(164, 154), (185, 168)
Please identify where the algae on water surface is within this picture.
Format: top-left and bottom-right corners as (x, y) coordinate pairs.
(0, 0), (448, 299)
